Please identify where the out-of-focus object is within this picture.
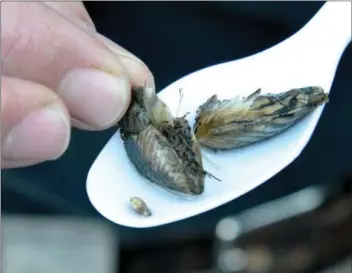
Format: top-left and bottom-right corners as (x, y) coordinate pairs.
(214, 182), (352, 273)
(2, 216), (119, 273)
(87, 2), (351, 228)
(320, 258), (351, 273)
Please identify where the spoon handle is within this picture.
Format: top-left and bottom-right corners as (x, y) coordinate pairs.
(303, 2), (351, 52)
(281, 2), (352, 91)
(299, 2), (351, 66)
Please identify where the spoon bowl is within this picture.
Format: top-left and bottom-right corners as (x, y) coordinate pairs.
(87, 2), (351, 228)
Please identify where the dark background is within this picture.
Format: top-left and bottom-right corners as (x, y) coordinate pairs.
(2, 1), (351, 267)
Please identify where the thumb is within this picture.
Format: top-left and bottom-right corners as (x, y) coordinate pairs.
(1, 76), (71, 169)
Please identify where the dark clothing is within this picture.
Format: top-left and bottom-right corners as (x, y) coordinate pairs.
(2, 2), (351, 245)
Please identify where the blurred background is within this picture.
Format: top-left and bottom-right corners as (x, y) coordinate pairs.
(2, 2), (351, 273)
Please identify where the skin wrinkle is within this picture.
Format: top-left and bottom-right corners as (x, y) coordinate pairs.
(4, 3), (50, 65)
(43, 1), (96, 30)
(30, 8), (78, 86)
(1, 3), (22, 64)
(54, 5), (96, 32)
(43, 3), (97, 45)
(2, 4), (52, 77)
(5, 27), (53, 85)
(1, 36), (17, 68)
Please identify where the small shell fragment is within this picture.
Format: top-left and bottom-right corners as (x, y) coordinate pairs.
(129, 197), (152, 217)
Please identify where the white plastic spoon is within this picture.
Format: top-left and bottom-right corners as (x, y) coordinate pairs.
(87, 2), (351, 228)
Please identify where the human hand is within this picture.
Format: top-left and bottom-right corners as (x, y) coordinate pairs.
(1, 2), (153, 169)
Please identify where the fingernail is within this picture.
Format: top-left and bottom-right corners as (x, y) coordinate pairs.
(58, 68), (131, 129)
(3, 105), (70, 161)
